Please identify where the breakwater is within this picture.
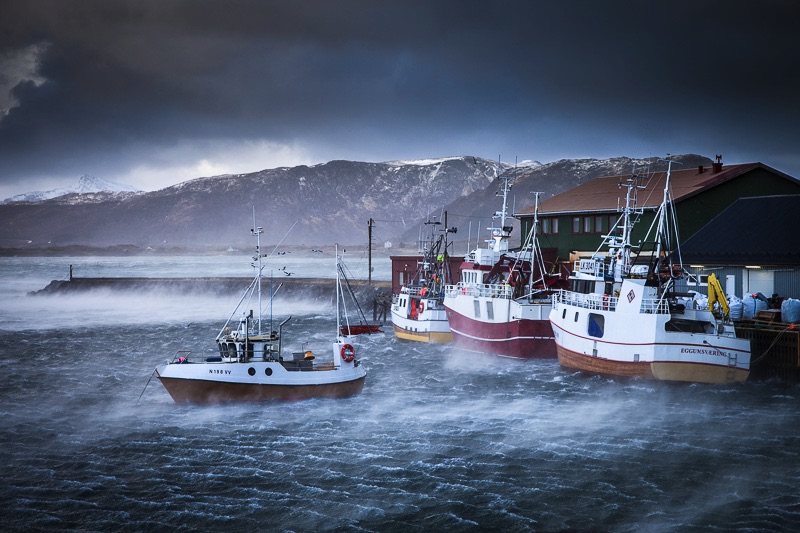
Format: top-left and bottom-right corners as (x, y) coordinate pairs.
(32, 276), (391, 315)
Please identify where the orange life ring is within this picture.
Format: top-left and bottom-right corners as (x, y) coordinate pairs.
(340, 343), (355, 363)
(418, 301), (425, 313)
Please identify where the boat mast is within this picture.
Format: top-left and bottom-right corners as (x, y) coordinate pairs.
(251, 207), (263, 336)
(335, 244), (341, 340)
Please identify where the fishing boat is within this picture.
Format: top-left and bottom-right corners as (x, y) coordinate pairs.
(549, 161), (751, 383)
(443, 182), (569, 358)
(155, 227), (366, 403)
(443, 169), (568, 358)
(390, 213), (456, 343)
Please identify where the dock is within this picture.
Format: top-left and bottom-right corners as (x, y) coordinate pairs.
(736, 311), (800, 381)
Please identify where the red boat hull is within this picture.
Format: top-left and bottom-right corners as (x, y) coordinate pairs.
(444, 308), (556, 359)
(340, 324), (382, 336)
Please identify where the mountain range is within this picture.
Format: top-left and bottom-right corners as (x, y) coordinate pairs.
(2, 175), (142, 204)
(0, 154), (712, 250)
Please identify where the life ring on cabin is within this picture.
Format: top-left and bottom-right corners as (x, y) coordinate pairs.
(340, 343), (355, 363)
(418, 301), (425, 313)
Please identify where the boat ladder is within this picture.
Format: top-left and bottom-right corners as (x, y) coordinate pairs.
(726, 351), (738, 382)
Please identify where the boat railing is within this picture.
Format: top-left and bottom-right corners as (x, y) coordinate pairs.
(553, 289), (670, 314)
(400, 285), (442, 298)
(553, 289), (618, 311)
(640, 297), (671, 314)
(444, 282), (513, 299)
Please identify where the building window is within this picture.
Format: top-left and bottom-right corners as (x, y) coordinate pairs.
(541, 217), (559, 235)
(686, 274), (709, 287)
(572, 216), (604, 234)
(595, 216), (604, 233)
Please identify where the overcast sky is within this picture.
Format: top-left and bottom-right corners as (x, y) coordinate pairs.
(1, 0), (798, 199)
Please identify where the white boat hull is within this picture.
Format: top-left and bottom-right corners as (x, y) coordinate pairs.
(550, 290), (751, 383)
(390, 295), (452, 343)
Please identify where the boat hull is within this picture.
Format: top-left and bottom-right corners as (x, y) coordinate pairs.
(557, 344), (750, 383)
(550, 294), (751, 383)
(445, 309), (555, 358)
(156, 360), (366, 403)
(443, 294), (555, 358)
(390, 296), (452, 343)
(391, 322), (452, 343)
(158, 375), (365, 403)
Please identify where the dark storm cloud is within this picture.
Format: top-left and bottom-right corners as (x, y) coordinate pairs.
(1, 0), (798, 195)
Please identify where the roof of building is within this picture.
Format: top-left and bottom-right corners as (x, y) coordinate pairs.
(679, 194), (800, 266)
(518, 162), (796, 216)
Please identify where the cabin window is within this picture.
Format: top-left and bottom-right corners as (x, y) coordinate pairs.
(265, 367), (273, 376)
(486, 301), (494, 320)
(473, 299), (481, 318)
(573, 279), (594, 294)
(227, 343), (237, 357)
(246, 343), (254, 359)
(219, 343), (226, 357)
(574, 311), (579, 322)
(248, 367), (256, 376)
(562, 309), (566, 319)
(588, 313), (604, 338)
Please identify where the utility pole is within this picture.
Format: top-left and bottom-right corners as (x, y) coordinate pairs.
(367, 218), (374, 285)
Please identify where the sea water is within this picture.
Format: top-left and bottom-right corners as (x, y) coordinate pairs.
(1, 253), (799, 532)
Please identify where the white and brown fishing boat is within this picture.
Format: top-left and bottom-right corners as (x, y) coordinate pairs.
(155, 230), (366, 403)
(549, 161), (750, 383)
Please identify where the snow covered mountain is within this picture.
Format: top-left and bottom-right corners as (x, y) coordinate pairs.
(0, 155), (712, 249)
(2, 175), (142, 204)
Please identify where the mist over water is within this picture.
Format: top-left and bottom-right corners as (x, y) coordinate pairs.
(2, 256), (800, 531)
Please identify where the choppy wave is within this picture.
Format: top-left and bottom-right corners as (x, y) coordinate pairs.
(2, 257), (800, 531)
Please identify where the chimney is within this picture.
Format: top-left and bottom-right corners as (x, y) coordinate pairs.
(712, 154), (723, 173)
(698, 165), (704, 174)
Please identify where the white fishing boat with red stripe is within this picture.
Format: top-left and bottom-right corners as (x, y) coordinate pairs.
(443, 168), (568, 358)
(549, 160), (750, 383)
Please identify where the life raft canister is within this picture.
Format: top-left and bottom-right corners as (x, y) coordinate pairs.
(340, 343), (355, 363)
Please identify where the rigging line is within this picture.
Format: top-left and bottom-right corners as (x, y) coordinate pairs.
(136, 368), (158, 405)
(266, 220), (299, 258)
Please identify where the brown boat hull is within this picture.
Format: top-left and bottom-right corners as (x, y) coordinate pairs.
(158, 375), (366, 404)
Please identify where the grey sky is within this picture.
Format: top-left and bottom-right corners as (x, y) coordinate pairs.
(1, 0), (798, 198)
